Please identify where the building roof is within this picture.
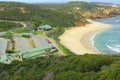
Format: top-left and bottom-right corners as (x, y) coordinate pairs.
(23, 52), (45, 59)
(18, 46), (52, 55)
(0, 46), (52, 64)
(38, 25), (51, 29)
(0, 54), (14, 64)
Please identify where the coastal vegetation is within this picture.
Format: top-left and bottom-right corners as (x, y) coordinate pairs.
(6, 50), (18, 53)
(0, 2), (120, 42)
(0, 21), (23, 31)
(0, 1), (120, 80)
(13, 29), (30, 33)
(22, 34), (31, 38)
(0, 54), (120, 80)
(0, 2), (120, 28)
(1, 32), (13, 39)
(33, 31), (43, 35)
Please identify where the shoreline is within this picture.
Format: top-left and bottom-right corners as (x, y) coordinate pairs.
(59, 19), (112, 55)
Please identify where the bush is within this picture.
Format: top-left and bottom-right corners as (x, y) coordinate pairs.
(33, 31), (43, 35)
(22, 34), (31, 38)
(1, 32), (13, 39)
(6, 50), (18, 53)
(14, 29), (29, 33)
(0, 54), (119, 80)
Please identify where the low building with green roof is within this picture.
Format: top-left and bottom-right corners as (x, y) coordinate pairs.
(0, 46), (53, 64)
(38, 25), (51, 31)
(0, 54), (14, 64)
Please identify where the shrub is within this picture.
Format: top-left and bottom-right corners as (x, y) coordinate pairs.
(6, 50), (18, 53)
(22, 34), (31, 38)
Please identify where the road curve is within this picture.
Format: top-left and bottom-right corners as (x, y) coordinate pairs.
(0, 20), (32, 36)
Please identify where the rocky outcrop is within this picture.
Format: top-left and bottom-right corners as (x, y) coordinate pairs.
(19, 7), (27, 13)
(80, 7), (120, 19)
(0, 8), (4, 12)
(75, 21), (86, 26)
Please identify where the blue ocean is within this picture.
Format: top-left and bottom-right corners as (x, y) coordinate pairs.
(93, 16), (120, 54)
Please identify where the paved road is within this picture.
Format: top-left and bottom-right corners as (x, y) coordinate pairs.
(0, 20), (32, 28)
(32, 35), (49, 47)
(0, 20), (32, 36)
(0, 38), (7, 56)
(0, 32), (6, 36)
(14, 37), (33, 52)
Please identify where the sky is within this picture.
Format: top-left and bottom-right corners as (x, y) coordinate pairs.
(0, 0), (120, 4)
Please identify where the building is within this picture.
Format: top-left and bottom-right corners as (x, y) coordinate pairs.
(0, 46), (53, 64)
(37, 25), (51, 31)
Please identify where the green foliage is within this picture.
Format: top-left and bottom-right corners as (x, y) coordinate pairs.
(13, 29), (29, 33)
(33, 31), (43, 35)
(0, 21), (23, 31)
(6, 50), (18, 53)
(1, 32), (13, 39)
(0, 2), (120, 80)
(35, 1), (99, 13)
(99, 60), (120, 80)
(0, 54), (119, 80)
(50, 49), (58, 54)
(46, 27), (74, 55)
(22, 34), (31, 38)
(0, 2), (119, 55)
(0, 2), (82, 28)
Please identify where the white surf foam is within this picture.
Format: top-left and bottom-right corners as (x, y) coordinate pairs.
(115, 20), (119, 23)
(105, 44), (120, 53)
(114, 45), (120, 47)
(108, 40), (116, 42)
(91, 30), (105, 46)
(90, 30), (108, 54)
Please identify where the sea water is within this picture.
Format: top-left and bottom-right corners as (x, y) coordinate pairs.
(93, 16), (120, 54)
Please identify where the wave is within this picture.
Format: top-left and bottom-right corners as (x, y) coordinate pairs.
(114, 45), (120, 47)
(108, 40), (116, 42)
(105, 44), (120, 53)
(115, 20), (120, 23)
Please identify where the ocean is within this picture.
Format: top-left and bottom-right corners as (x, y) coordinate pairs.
(93, 16), (120, 54)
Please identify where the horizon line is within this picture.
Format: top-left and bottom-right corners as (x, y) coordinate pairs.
(0, 1), (119, 4)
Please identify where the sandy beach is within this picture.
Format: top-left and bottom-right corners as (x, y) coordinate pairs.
(59, 19), (112, 55)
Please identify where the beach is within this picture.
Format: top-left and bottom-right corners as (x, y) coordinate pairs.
(59, 19), (112, 55)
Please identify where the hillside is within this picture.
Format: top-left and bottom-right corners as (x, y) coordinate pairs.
(0, 21), (23, 31)
(0, 54), (120, 80)
(0, 2), (120, 28)
(35, 2), (120, 18)
(0, 2), (120, 53)
(0, 2), (83, 28)
(0, 2), (120, 39)
(0, 2), (120, 80)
